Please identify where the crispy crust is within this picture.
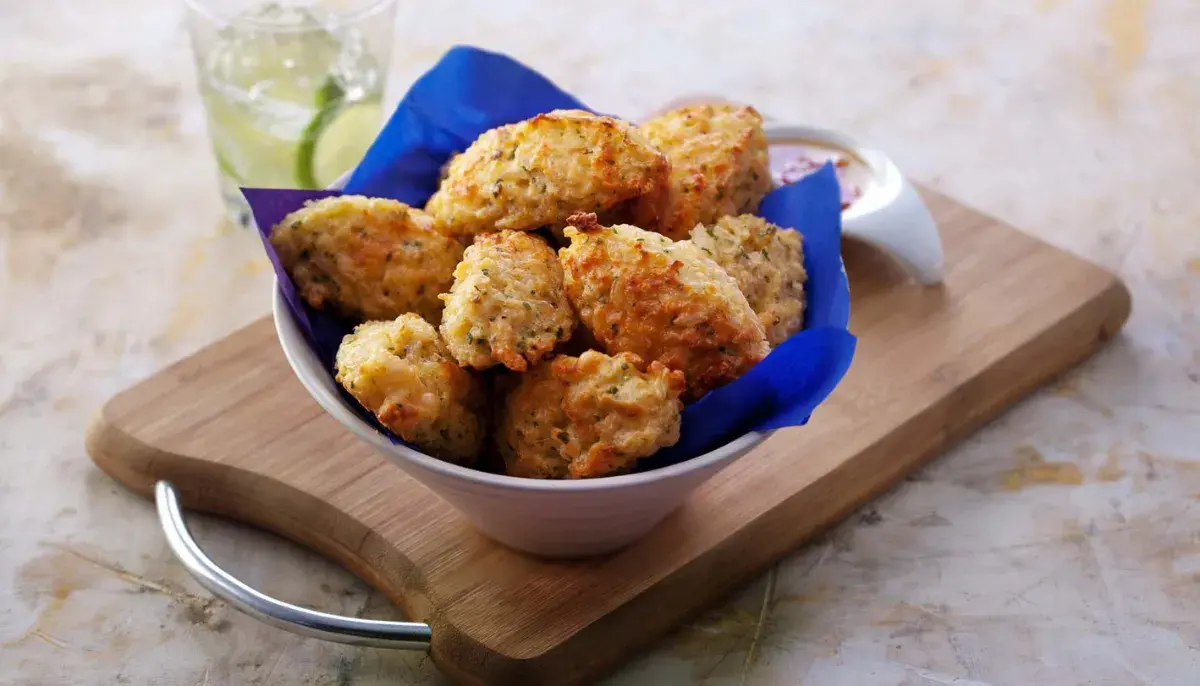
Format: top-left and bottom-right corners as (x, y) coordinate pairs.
(269, 195), (462, 323)
(334, 315), (486, 464)
(439, 230), (575, 371)
(559, 213), (769, 400)
(497, 350), (685, 479)
(640, 103), (772, 239)
(425, 110), (669, 236)
(690, 215), (807, 347)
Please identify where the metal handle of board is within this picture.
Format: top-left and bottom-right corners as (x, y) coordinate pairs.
(154, 481), (432, 650)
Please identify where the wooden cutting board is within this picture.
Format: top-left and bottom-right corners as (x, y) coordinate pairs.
(86, 188), (1130, 686)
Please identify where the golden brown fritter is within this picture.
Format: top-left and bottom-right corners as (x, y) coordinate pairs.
(497, 350), (685, 479)
(439, 230), (575, 372)
(559, 213), (770, 400)
(690, 215), (807, 347)
(270, 196), (462, 323)
(425, 109), (669, 236)
(639, 103), (772, 239)
(335, 314), (486, 464)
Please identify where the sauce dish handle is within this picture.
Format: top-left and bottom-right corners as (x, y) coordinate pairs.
(154, 481), (432, 650)
(841, 167), (944, 285)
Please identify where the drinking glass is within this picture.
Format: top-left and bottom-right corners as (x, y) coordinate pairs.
(184, 0), (398, 225)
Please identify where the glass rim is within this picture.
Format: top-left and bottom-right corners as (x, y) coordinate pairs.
(183, 0), (397, 30)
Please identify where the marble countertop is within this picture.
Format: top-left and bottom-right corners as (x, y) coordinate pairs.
(3, 0), (1199, 683)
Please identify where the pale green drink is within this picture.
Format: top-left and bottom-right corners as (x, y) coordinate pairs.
(186, 0), (397, 224)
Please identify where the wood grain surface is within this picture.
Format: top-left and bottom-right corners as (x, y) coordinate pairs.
(85, 188), (1130, 686)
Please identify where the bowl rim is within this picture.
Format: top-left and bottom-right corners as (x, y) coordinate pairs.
(273, 286), (770, 492)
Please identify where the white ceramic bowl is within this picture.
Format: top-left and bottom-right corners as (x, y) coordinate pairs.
(273, 287), (768, 557)
(276, 123), (940, 558)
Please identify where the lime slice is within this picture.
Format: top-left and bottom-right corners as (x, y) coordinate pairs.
(204, 88), (306, 188)
(315, 78), (345, 109)
(296, 95), (382, 189)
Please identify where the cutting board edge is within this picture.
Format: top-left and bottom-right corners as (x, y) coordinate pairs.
(509, 267), (1132, 684)
(85, 411), (519, 685)
(83, 264), (1132, 686)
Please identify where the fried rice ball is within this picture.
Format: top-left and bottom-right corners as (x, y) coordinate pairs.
(639, 103), (772, 239)
(335, 314), (486, 465)
(270, 196), (463, 324)
(497, 350), (685, 479)
(689, 215), (807, 347)
(559, 213), (770, 400)
(439, 230), (575, 372)
(425, 109), (669, 236)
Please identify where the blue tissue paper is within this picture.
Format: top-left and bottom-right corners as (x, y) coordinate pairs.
(243, 45), (856, 471)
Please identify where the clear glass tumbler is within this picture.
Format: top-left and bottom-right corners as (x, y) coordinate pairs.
(184, 0), (398, 225)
